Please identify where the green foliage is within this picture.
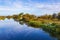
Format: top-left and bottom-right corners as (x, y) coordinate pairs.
(28, 21), (41, 27)
(0, 16), (5, 20)
(19, 12), (24, 16)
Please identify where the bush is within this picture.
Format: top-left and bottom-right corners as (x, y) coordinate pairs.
(28, 21), (41, 27)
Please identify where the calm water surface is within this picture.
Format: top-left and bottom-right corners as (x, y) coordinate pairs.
(0, 19), (57, 40)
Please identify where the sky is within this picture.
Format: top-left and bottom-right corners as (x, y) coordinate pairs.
(0, 0), (60, 16)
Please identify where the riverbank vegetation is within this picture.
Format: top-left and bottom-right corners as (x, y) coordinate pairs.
(0, 12), (60, 27)
(0, 16), (5, 20)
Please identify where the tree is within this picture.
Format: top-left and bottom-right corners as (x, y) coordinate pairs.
(6, 16), (12, 19)
(52, 13), (57, 19)
(48, 15), (52, 19)
(19, 12), (24, 16)
(57, 12), (60, 20)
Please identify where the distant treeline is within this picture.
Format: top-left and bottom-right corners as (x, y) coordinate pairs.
(0, 12), (60, 21)
(7, 12), (60, 20)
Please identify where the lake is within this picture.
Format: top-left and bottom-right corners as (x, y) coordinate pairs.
(0, 19), (57, 40)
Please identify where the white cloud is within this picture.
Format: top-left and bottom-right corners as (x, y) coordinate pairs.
(0, 0), (32, 11)
(0, 0), (60, 15)
(35, 3), (60, 12)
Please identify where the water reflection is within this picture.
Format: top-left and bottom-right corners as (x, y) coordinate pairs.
(0, 19), (57, 40)
(13, 19), (58, 40)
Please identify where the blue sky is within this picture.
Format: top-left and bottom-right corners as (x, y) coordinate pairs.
(0, 0), (60, 16)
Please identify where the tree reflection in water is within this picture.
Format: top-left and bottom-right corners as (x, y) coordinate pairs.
(0, 18), (60, 40)
(13, 19), (60, 40)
